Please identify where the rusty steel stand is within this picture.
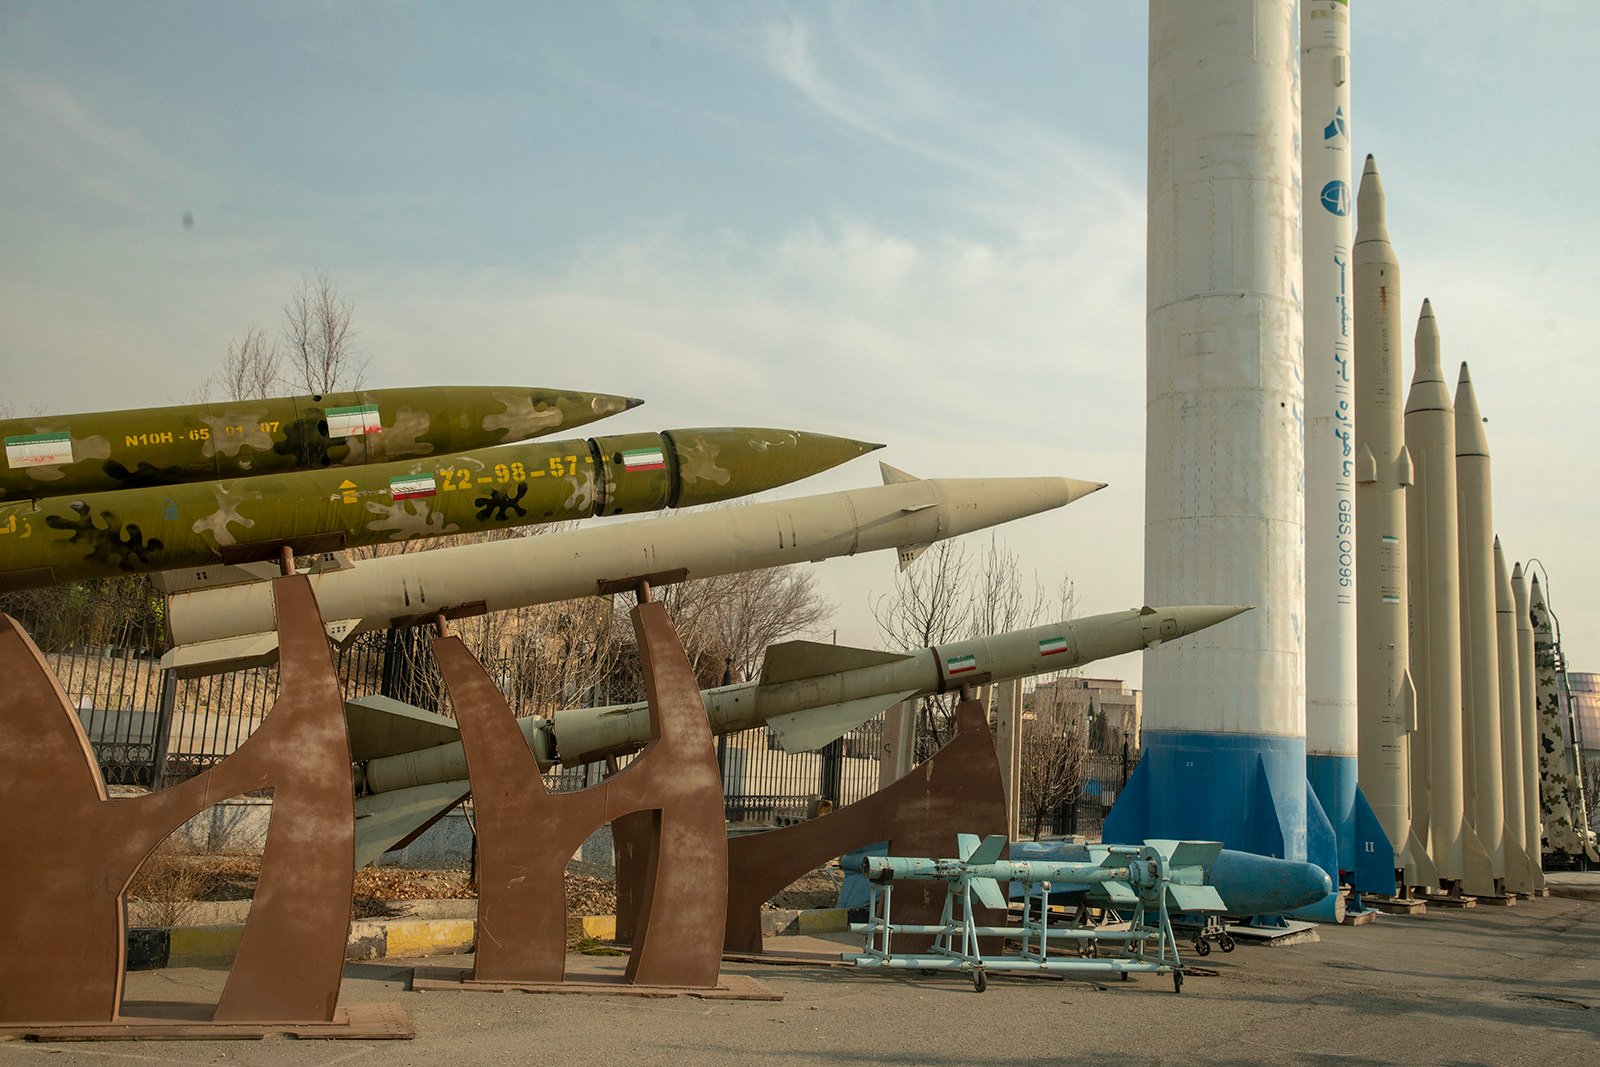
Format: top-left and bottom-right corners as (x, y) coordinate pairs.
(711, 697), (1009, 956)
(420, 592), (772, 997)
(0, 576), (410, 1040)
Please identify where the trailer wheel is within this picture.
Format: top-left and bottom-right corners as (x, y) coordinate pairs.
(1193, 937), (1211, 957)
(972, 969), (987, 993)
(1173, 970), (1184, 995)
(1219, 933), (1236, 953)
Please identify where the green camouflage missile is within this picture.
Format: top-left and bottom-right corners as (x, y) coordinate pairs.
(0, 386), (641, 502)
(0, 428), (881, 591)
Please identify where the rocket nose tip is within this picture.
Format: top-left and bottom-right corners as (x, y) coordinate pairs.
(623, 396), (646, 410)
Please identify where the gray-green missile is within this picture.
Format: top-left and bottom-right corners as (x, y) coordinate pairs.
(0, 427), (881, 591)
(346, 602), (1245, 867)
(0, 386), (640, 502)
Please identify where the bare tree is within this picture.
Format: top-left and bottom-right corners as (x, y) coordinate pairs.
(211, 324), (282, 401)
(282, 272), (366, 394)
(1018, 682), (1093, 840)
(694, 567), (833, 682)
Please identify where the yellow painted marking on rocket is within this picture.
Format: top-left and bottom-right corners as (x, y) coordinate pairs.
(339, 479), (359, 505)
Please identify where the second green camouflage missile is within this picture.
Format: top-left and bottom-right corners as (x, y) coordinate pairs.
(0, 428), (881, 590)
(0, 385), (641, 502)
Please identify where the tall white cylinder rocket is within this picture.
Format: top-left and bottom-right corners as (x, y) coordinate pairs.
(1493, 537), (1535, 893)
(1454, 364), (1507, 895)
(1106, 0), (1308, 863)
(1511, 562), (1545, 887)
(1300, 0), (1358, 889)
(1352, 156), (1433, 892)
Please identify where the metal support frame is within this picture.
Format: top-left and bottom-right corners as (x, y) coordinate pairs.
(848, 868), (1190, 993)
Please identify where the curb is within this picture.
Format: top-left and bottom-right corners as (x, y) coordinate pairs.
(127, 908), (844, 970)
(127, 915), (617, 970)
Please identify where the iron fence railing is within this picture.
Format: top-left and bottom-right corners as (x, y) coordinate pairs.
(28, 625), (1137, 835)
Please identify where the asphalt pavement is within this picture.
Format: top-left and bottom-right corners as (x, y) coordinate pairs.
(2, 894), (1595, 1066)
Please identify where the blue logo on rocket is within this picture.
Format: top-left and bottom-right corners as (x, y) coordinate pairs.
(1320, 180), (1350, 216)
(1323, 107), (1347, 142)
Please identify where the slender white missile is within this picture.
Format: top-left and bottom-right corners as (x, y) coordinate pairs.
(162, 465), (1103, 674)
(1405, 300), (1491, 893)
(1511, 563), (1545, 888)
(355, 603), (1251, 791)
(1353, 156), (1433, 890)
(1454, 364), (1506, 894)
(1301, 0), (1359, 897)
(348, 603), (1248, 867)
(1493, 538), (1535, 893)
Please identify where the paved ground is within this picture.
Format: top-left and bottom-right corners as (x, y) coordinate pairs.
(2, 894), (1595, 1066)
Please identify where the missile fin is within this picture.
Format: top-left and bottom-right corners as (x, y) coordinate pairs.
(967, 834), (1007, 866)
(1094, 880), (1138, 905)
(346, 695), (461, 763)
(957, 833), (981, 861)
(1165, 883), (1226, 914)
(759, 640), (916, 686)
(1164, 840), (1224, 869)
(1402, 670), (1418, 733)
(897, 544), (930, 570)
(149, 551), (354, 595)
(354, 782), (470, 870)
(879, 462), (918, 485)
(767, 689), (918, 754)
(159, 632), (280, 678)
(971, 877), (1009, 911)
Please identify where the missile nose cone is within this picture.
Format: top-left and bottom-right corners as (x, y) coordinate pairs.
(1454, 365), (1489, 456)
(938, 474), (1104, 538)
(666, 428), (887, 507)
(1140, 604), (1252, 646)
(623, 396), (645, 410)
(1512, 561), (1524, 580)
(1356, 156), (1386, 232)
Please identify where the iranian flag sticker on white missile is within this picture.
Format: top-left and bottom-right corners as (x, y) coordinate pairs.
(1038, 636), (1070, 657)
(326, 404), (383, 437)
(946, 654), (978, 675)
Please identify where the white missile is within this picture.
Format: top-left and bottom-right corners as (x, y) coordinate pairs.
(162, 465), (1103, 674)
(1405, 301), (1492, 893)
(348, 603), (1248, 867)
(1352, 156), (1434, 890)
(1511, 563), (1545, 888)
(1454, 364), (1507, 894)
(1493, 538), (1536, 893)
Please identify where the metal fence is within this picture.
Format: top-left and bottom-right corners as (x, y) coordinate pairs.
(31, 626), (1136, 835)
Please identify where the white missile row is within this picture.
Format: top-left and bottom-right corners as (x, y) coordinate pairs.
(1350, 155), (1550, 896)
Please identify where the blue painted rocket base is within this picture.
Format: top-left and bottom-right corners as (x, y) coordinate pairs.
(1103, 730), (1310, 862)
(1307, 753), (1358, 875)
(1292, 781), (1348, 922)
(1351, 787), (1401, 896)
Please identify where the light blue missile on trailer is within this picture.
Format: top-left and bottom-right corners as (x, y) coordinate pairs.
(838, 839), (1332, 920)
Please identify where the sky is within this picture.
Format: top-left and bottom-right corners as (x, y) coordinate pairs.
(1, 1), (1596, 690)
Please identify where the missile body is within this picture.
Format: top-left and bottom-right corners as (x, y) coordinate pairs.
(1453, 365), (1506, 892)
(0, 386), (638, 502)
(355, 604), (1250, 799)
(1493, 540), (1535, 892)
(1007, 840), (1333, 918)
(165, 467), (1103, 674)
(1300, 0), (1359, 894)
(0, 428), (879, 591)
(1116, 0), (1308, 863)
(1511, 564), (1545, 886)
(1352, 157), (1432, 890)
(1530, 576), (1597, 860)
(1404, 301), (1486, 890)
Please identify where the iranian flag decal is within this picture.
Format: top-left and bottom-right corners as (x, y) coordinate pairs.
(946, 654), (977, 675)
(621, 447), (666, 472)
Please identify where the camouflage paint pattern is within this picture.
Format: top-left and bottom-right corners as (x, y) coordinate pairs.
(0, 429), (881, 590)
(1530, 576), (1598, 860)
(0, 387), (640, 502)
